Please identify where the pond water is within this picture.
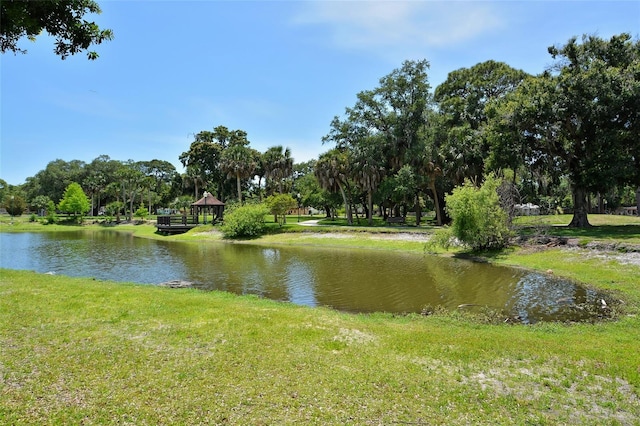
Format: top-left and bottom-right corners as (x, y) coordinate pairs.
(0, 231), (611, 323)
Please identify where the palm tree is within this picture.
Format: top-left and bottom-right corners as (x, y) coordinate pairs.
(116, 162), (145, 221)
(263, 146), (293, 195)
(183, 166), (204, 199)
(105, 181), (123, 222)
(315, 149), (353, 225)
(352, 140), (385, 226)
(221, 145), (256, 204)
(83, 173), (106, 216)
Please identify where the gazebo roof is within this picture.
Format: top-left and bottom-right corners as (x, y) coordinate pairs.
(192, 193), (225, 206)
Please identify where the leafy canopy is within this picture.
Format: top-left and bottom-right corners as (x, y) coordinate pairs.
(1, 0), (114, 60)
(265, 194), (297, 227)
(221, 203), (269, 238)
(441, 175), (511, 251)
(488, 33), (640, 228)
(58, 182), (90, 219)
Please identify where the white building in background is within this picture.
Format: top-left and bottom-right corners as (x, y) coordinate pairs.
(514, 203), (540, 216)
(615, 206), (638, 216)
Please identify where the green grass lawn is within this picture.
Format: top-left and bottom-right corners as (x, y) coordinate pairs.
(514, 214), (640, 245)
(2, 213), (640, 424)
(2, 269), (639, 425)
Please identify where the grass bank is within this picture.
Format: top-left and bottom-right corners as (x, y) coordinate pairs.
(2, 269), (639, 425)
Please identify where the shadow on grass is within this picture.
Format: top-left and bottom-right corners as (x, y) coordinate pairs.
(314, 217), (438, 229)
(519, 224), (640, 241)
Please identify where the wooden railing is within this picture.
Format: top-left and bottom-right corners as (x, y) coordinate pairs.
(156, 215), (199, 226)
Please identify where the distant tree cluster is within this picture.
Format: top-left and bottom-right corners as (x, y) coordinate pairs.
(4, 156), (182, 222)
(318, 33), (639, 229)
(178, 125), (301, 206)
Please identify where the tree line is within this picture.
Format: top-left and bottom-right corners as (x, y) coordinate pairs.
(316, 33), (639, 228)
(1, 33), (638, 228)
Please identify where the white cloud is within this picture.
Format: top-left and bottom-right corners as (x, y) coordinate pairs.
(292, 1), (505, 53)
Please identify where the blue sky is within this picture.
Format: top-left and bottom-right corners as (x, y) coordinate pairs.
(1, 1), (638, 185)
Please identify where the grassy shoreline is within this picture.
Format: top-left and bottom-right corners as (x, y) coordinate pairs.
(2, 215), (640, 424)
(2, 269), (639, 424)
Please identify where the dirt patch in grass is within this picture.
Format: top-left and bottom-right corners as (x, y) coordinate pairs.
(462, 358), (640, 425)
(516, 235), (640, 268)
(563, 246), (640, 268)
(306, 232), (431, 242)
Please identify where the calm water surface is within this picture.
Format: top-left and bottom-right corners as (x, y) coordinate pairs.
(0, 231), (610, 323)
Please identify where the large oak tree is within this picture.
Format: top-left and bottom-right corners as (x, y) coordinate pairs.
(490, 33), (639, 227)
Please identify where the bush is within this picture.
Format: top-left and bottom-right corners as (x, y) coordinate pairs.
(440, 175), (512, 251)
(3, 194), (26, 217)
(105, 201), (124, 222)
(58, 182), (90, 223)
(134, 203), (149, 221)
(265, 194), (297, 226)
(221, 203), (269, 238)
(44, 200), (58, 225)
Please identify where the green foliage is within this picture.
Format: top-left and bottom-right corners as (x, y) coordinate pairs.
(180, 126), (253, 202)
(58, 182), (90, 222)
(44, 200), (58, 225)
(220, 203), (269, 238)
(443, 175), (512, 250)
(265, 194), (297, 226)
(134, 203), (149, 221)
(104, 201), (124, 223)
(30, 195), (51, 215)
(0, 0), (114, 60)
(105, 201), (123, 216)
(221, 144), (257, 203)
(170, 196), (193, 214)
(2, 193), (26, 217)
(436, 60), (528, 184)
(489, 33), (639, 227)
(262, 145), (293, 196)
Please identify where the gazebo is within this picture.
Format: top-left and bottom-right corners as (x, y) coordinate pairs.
(192, 191), (225, 224)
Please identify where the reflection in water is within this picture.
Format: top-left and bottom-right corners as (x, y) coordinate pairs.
(0, 231), (611, 323)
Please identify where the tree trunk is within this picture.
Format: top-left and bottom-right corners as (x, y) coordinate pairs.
(429, 181), (442, 226)
(569, 186), (591, 227)
(597, 193), (603, 214)
(367, 190), (374, 226)
(236, 173), (242, 204)
(415, 193), (422, 226)
(338, 184), (352, 225)
(636, 187), (640, 217)
(437, 191), (450, 225)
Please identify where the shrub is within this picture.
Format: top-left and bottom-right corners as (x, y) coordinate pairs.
(134, 203), (149, 221)
(221, 203), (269, 238)
(44, 200), (58, 225)
(2, 194), (26, 217)
(265, 194), (297, 226)
(105, 201), (124, 223)
(440, 174), (512, 251)
(58, 182), (90, 223)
